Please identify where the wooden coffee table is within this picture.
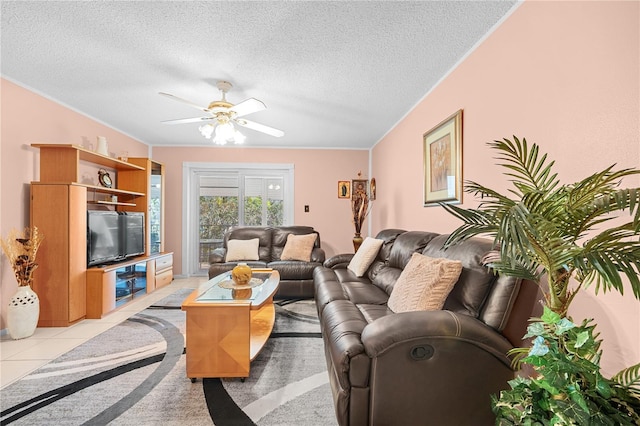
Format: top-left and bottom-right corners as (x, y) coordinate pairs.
(181, 269), (280, 380)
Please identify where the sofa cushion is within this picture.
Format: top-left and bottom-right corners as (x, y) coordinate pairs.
(423, 234), (496, 318)
(348, 237), (384, 277)
(371, 231), (439, 295)
(388, 253), (462, 313)
(224, 226), (273, 262)
(225, 238), (260, 262)
(268, 260), (322, 280)
(280, 233), (317, 261)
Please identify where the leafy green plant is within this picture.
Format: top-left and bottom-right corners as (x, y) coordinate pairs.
(493, 307), (640, 424)
(441, 137), (640, 423)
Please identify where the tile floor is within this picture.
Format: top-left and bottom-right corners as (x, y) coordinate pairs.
(0, 276), (208, 389)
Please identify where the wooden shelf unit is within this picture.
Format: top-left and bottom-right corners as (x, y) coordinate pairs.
(30, 144), (172, 326)
(117, 158), (166, 255)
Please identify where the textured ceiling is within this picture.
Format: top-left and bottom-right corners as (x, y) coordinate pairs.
(1, 1), (519, 149)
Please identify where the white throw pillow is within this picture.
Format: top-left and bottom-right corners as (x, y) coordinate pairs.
(225, 238), (260, 262)
(387, 253), (462, 313)
(280, 233), (317, 262)
(347, 237), (384, 277)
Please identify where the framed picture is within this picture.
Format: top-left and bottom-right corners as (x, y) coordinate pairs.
(351, 179), (368, 199)
(370, 178), (376, 200)
(338, 181), (351, 198)
(423, 109), (463, 206)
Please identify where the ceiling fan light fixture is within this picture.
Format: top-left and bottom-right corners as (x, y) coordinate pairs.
(234, 129), (246, 144)
(215, 121), (235, 140)
(199, 123), (215, 139)
(200, 121), (246, 145)
(162, 80), (283, 143)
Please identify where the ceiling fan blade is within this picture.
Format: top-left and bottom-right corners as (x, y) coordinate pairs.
(236, 119), (284, 137)
(159, 92), (209, 112)
(230, 98), (266, 118)
(161, 116), (214, 125)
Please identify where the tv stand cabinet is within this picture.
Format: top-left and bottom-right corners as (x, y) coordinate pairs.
(30, 144), (171, 326)
(86, 252), (173, 319)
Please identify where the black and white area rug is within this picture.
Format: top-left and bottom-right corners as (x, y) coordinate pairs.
(0, 291), (337, 425)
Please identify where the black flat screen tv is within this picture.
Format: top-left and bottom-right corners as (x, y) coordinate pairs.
(121, 212), (145, 258)
(87, 211), (145, 267)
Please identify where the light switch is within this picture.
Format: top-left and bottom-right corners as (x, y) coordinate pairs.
(304, 205), (310, 212)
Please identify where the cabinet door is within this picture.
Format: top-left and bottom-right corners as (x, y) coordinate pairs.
(149, 162), (165, 254)
(68, 185), (87, 322)
(31, 184), (87, 326)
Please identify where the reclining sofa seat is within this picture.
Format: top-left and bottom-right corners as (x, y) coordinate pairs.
(208, 225), (325, 299)
(313, 229), (539, 426)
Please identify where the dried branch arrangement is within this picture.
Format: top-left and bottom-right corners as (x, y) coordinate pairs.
(1, 227), (44, 287)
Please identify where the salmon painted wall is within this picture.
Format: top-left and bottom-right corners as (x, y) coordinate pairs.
(0, 78), (150, 329)
(151, 146), (368, 275)
(371, 1), (639, 376)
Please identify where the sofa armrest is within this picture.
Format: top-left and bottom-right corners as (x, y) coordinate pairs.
(359, 310), (516, 425)
(311, 247), (326, 263)
(323, 253), (354, 269)
(361, 310), (513, 365)
(209, 247), (226, 264)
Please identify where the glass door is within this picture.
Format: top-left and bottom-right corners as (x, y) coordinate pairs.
(149, 162), (163, 254)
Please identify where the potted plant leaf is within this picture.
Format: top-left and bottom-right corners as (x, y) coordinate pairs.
(441, 137), (640, 424)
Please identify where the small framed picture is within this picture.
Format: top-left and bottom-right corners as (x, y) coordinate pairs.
(423, 110), (463, 206)
(338, 181), (351, 198)
(370, 178), (376, 200)
(352, 179), (368, 200)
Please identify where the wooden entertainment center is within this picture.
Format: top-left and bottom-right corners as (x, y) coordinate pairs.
(30, 144), (173, 326)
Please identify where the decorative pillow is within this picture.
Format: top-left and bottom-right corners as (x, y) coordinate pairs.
(347, 237), (384, 277)
(280, 233), (317, 262)
(225, 238), (260, 262)
(387, 253), (463, 313)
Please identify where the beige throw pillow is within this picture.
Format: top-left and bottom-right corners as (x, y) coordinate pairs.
(347, 237), (384, 277)
(387, 253), (463, 313)
(280, 233), (317, 262)
(225, 238), (260, 262)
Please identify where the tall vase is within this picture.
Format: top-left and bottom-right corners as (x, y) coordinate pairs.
(7, 286), (40, 339)
(96, 136), (109, 156)
(353, 233), (363, 252)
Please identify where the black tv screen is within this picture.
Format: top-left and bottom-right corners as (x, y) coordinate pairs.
(87, 211), (122, 266)
(122, 212), (145, 258)
(87, 211), (145, 266)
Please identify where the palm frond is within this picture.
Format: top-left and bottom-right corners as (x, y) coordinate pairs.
(489, 137), (560, 195)
(440, 203), (498, 247)
(579, 229), (640, 298)
(567, 173), (640, 237)
(612, 363), (640, 397)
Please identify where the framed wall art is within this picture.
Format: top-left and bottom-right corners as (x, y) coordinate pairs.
(370, 178), (376, 200)
(338, 181), (351, 199)
(351, 179), (368, 200)
(423, 109), (463, 206)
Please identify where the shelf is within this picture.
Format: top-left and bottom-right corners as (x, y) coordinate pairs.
(31, 181), (145, 197)
(32, 144), (145, 171)
(86, 253), (173, 273)
(89, 200), (137, 207)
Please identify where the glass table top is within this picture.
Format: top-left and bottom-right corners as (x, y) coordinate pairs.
(194, 270), (280, 306)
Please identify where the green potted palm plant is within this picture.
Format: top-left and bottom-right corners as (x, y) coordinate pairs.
(441, 137), (640, 424)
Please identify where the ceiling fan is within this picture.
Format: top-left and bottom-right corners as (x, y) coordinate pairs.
(159, 81), (284, 145)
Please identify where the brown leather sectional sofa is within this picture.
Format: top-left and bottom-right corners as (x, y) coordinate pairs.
(313, 229), (540, 426)
(208, 225), (325, 299)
